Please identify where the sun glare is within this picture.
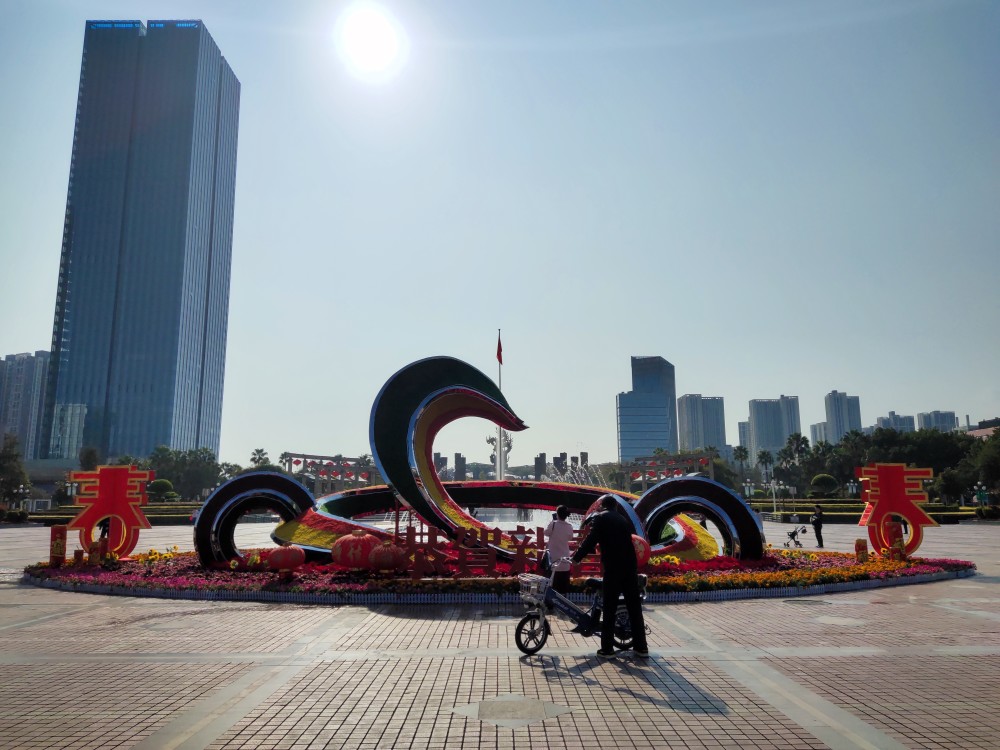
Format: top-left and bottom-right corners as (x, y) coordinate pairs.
(335, 2), (409, 83)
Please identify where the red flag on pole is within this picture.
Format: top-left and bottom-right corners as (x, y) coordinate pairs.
(496, 330), (503, 365)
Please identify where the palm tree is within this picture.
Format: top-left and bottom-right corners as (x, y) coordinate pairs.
(250, 448), (269, 468)
(757, 450), (774, 483)
(786, 433), (810, 464)
(733, 446), (749, 479)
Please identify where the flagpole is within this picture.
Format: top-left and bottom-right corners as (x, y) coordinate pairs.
(497, 329), (503, 482)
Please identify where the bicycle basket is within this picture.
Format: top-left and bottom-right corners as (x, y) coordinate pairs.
(518, 574), (550, 597)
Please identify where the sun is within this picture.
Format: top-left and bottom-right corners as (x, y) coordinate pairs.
(334, 2), (409, 83)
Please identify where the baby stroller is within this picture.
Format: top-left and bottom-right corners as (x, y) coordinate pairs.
(784, 525), (808, 548)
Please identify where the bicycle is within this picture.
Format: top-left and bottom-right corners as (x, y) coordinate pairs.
(514, 557), (647, 655)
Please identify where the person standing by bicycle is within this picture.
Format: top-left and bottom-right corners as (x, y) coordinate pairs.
(544, 505), (575, 595)
(571, 494), (649, 658)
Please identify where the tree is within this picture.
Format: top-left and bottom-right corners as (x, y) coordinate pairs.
(733, 446), (749, 479)
(0, 434), (30, 504)
(250, 448), (269, 468)
(975, 432), (1000, 490)
(219, 462), (243, 480)
(756, 450), (774, 482)
(147, 479), (174, 502)
(786, 433), (810, 464)
(79, 446), (100, 471)
(810, 473), (838, 498)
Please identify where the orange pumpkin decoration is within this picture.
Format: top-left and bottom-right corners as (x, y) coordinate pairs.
(631, 535), (651, 567)
(368, 540), (408, 571)
(331, 529), (380, 569)
(269, 545), (306, 573)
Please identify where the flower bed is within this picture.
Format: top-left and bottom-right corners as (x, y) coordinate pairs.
(22, 546), (976, 604)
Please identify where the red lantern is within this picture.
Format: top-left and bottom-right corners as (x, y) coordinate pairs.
(368, 540), (407, 571)
(630, 472), (641, 480)
(631, 535), (651, 567)
(269, 545), (306, 574)
(331, 529), (380, 569)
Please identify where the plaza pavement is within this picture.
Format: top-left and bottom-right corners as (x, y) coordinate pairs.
(1, 520), (999, 749)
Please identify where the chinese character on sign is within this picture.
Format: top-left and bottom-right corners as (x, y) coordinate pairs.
(856, 463), (937, 556)
(67, 465), (153, 559)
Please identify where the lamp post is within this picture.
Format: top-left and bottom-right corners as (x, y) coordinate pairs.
(769, 479), (778, 514)
(846, 479), (858, 498)
(742, 480), (754, 500)
(16, 484), (30, 512)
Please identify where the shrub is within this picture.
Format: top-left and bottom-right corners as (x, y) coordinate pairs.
(810, 474), (839, 498)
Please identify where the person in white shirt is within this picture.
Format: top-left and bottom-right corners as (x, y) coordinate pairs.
(544, 505), (575, 594)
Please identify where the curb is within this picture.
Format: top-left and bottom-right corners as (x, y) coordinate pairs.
(21, 568), (974, 606)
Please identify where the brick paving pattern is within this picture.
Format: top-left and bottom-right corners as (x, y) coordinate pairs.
(1, 521), (999, 748)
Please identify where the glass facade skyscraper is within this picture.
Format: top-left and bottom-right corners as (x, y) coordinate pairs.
(617, 356), (677, 462)
(678, 394), (726, 452)
(43, 20), (240, 460)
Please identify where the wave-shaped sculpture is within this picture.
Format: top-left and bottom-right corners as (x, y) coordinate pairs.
(194, 356), (766, 565)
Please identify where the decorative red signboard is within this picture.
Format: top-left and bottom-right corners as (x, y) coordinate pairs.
(856, 463), (937, 556)
(67, 465), (153, 560)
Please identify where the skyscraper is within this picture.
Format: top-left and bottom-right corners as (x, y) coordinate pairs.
(917, 411), (958, 432)
(747, 395), (800, 467)
(43, 20), (240, 461)
(0, 351), (50, 459)
(617, 356), (677, 462)
(677, 394), (726, 451)
(824, 390), (862, 444)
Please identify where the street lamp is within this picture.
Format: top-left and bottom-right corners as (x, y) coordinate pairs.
(15, 484), (30, 511)
(742, 480), (754, 500)
(846, 480), (858, 498)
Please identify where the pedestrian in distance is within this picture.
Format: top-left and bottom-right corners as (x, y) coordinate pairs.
(571, 494), (649, 659)
(544, 505), (575, 595)
(811, 504), (824, 548)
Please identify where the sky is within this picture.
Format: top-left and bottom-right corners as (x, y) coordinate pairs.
(1, 0), (998, 469)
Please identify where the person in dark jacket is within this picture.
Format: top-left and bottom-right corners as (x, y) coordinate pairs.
(571, 494), (649, 658)
(811, 504), (824, 548)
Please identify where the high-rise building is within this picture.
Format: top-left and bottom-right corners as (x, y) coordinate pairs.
(677, 394), (726, 451)
(875, 411), (916, 433)
(824, 390), (862, 444)
(917, 411), (958, 432)
(617, 356), (677, 462)
(0, 352), (50, 459)
(748, 395), (800, 467)
(810, 422), (828, 445)
(43, 20), (240, 461)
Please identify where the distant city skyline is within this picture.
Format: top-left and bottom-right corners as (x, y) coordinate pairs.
(1, 2), (997, 467)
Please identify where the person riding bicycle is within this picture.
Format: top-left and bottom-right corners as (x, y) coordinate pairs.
(571, 494), (649, 658)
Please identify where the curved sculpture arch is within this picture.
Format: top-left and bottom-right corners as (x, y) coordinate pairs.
(194, 356), (767, 565)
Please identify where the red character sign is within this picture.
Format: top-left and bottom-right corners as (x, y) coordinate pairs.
(856, 463), (936, 556)
(67, 465), (153, 559)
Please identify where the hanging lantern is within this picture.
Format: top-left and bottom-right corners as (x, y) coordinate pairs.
(361, 472), (370, 480)
(630, 471), (641, 480)
(631, 535), (652, 567)
(674, 469), (682, 476)
(331, 529), (380, 569)
(368, 540), (407, 571)
(269, 545), (306, 574)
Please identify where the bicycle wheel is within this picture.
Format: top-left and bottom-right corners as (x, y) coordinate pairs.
(612, 604), (633, 650)
(515, 613), (549, 655)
